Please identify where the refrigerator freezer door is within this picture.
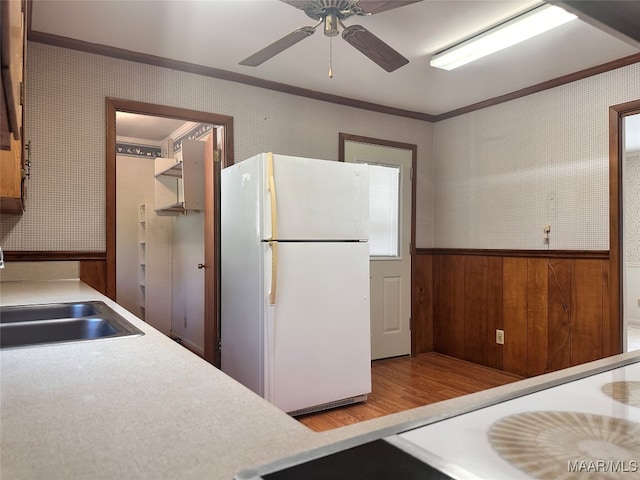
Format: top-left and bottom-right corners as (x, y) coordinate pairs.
(262, 154), (369, 241)
(264, 241), (372, 413)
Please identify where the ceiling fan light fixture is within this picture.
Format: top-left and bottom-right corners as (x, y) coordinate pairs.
(430, 4), (577, 71)
(324, 12), (340, 37)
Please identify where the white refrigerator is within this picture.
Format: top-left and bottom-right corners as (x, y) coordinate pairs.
(221, 152), (372, 415)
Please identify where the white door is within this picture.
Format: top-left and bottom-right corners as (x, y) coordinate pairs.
(170, 211), (205, 353)
(345, 141), (412, 360)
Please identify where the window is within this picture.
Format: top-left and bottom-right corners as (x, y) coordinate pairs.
(368, 164), (400, 257)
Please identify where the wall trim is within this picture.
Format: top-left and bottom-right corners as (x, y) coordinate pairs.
(115, 142), (162, 158)
(435, 53), (640, 121)
(3, 251), (106, 261)
(27, 30), (435, 123)
(417, 248), (609, 259)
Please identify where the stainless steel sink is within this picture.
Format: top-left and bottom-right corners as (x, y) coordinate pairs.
(0, 301), (144, 349)
(1, 302), (100, 323)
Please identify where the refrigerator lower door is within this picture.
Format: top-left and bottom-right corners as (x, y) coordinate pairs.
(263, 241), (371, 414)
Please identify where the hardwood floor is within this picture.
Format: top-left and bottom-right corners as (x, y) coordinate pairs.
(297, 352), (522, 432)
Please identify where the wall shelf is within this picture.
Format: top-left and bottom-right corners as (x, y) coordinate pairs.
(154, 140), (205, 216)
(155, 160), (183, 178)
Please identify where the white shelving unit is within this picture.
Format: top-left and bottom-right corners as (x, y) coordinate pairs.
(138, 203), (148, 320)
(137, 202), (173, 335)
(154, 140), (205, 216)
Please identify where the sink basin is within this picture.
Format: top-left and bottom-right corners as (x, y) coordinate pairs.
(1, 302), (99, 323)
(0, 301), (144, 349)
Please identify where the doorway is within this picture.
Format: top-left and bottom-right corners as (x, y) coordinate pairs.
(610, 99), (640, 355)
(106, 98), (234, 366)
(622, 112), (640, 351)
(116, 116), (210, 353)
(339, 133), (417, 360)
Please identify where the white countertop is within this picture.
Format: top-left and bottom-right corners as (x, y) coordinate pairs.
(0, 280), (329, 480)
(2, 280), (639, 479)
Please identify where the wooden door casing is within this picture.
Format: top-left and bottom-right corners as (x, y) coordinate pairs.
(104, 98), (233, 367)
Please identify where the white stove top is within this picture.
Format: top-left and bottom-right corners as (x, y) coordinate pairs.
(398, 361), (640, 479)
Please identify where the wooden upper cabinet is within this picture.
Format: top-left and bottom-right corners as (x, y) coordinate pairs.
(1, 0), (26, 213)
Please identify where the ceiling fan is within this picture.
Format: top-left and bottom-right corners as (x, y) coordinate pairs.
(239, 0), (421, 73)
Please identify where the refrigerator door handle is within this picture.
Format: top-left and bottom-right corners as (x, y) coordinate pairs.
(267, 152), (278, 240)
(268, 241), (278, 305)
(267, 153), (278, 304)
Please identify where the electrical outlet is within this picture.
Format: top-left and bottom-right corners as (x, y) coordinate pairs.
(496, 329), (505, 345)
(637, 299), (640, 308)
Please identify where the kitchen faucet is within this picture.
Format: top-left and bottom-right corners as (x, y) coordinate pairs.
(0, 246), (5, 269)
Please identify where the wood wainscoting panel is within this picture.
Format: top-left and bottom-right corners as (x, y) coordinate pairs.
(502, 257), (529, 377)
(414, 250), (611, 378)
(79, 259), (108, 295)
(527, 258), (549, 377)
(433, 255), (465, 358)
(602, 260), (614, 358)
(486, 257), (504, 370)
(546, 258), (572, 373)
(412, 253), (433, 354)
(463, 255), (489, 365)
(0, 254), (109, 297)
(571, 259), (605, 366)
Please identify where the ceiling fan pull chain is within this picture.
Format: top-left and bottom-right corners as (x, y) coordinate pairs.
(329, 36), (334, 78)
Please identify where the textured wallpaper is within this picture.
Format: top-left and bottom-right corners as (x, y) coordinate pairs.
(1, 42), (433, 251)
(3, 42), (639, 252)
(433, 62), (640, 250)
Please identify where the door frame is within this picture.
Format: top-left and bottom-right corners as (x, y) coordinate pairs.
(338, 133), (418, 354)
(106, 98), (234, 366)
(610, 99), (640, 355)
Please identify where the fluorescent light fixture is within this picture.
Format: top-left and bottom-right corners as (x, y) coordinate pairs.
(430, 4), (577, 70)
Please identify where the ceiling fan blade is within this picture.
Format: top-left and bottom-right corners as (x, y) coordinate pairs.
(341, 24), (409, 72)
(354, 1), (423, 15)
(239, 26), (316, 66)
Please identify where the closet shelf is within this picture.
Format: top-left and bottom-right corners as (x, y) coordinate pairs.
(154, 159), (183, 178)
(155, 201), (197, 215)
(154, 141), (205, 217)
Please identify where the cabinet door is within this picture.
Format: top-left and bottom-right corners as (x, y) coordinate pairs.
(0, 0), (25, 213)
(181, 140), (205, 210)
(1, 0), (25, 141)
(0, 136), (23, 212)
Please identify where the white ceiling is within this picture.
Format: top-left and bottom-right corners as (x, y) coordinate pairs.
(30, 0), (639, 117)
(115, 112), (187, 142)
